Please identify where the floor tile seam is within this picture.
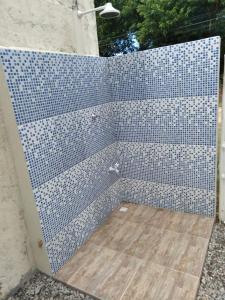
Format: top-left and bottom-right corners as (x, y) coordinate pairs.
(149, 248), (204, 278)
(119, 265), (140, 300)
(116, 219), (209, 278)
(101, 241), (144, 264)
(119, 261), (200, 299)
(99, 222), (146, 264)
(66, 244), (139, 300)
(55, 266), (100, 297)
(87, 252), (124, 297)
(56, 214), (210, 293)
(52, 273), (103, 300)
(150, 224), (211, 240)
(65, 243), (109, 285)
(90, 247), (141, 299)
(55, 242), (97, 281)
(66, 240), (128, 284)
(57, 243), (201, 298)
(122, 200), (215, 221)
(96, 226), (209, 273)
(73, 283), (102, 300)
(114, 217), (211, 240)
(145, 260), (201, 281)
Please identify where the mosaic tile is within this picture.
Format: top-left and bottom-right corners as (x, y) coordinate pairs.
(19, 103), (116, 188)
(0, 49), (111, 124)
(114, 96), (217, 146)
(34, 143), (119, 243)
(46, 180), (122, 273)
(121, 178), (215, 216)
(118, 142), (216, 191)
(109, 36), (220, 100)
(108, 51), (145, 101)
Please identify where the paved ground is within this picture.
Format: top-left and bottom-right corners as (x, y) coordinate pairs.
(197, 222), (225, 300)
(7, 222), (225, 300)
(7, 272), (98, 300)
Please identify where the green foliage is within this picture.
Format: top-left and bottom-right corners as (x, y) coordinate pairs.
(95, 0), (140, 55)
(95, 0), (225, 62)
(137, 0), (225, 49)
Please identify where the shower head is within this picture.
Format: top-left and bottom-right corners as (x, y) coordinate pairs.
(99, 3), (120, 19)
(77, 2), (120, 20)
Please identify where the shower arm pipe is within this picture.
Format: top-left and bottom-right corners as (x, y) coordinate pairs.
(77, 5), (106, 17)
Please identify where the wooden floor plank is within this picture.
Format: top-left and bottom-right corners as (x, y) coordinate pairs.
(67, 245), (118, 290)
(189, 216), (214, 238)
(94, 253), (142, 300)
(121, 262), (199, 300)
(174, 234), (209, 276)
(146, 208), (175, 230)
(56, 203), (213, 300)
(124, 226), (164, 261)
(103, 220), (145, 252)
(55, 242), (101, 282)
(168, 212), (199, 234)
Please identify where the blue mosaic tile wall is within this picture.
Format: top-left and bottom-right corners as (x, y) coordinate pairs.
(0, 49), (118, 273)
(1, 51), (110, 124)
(110, 37), (220, 217)
(108, 37), (220, 100)
(0, 36), (220, 272)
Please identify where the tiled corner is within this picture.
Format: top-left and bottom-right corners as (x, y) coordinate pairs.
(34, 143), (119, 243)
(46, 179), (122, 273)
(0, 36), (220, 272)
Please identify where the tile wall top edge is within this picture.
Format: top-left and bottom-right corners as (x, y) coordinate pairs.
(0, 45), (104, 59)
(0, 36), (220, 59)
(107, 36), (221, 59)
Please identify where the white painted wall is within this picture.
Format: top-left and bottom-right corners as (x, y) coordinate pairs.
(0, 0), (99, 298)
(0, 0), (99, 55)
(0, 108), (35, 299)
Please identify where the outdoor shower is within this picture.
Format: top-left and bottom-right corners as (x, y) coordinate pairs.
(75, 1), (120, 19)
(0, 36), (220, 275)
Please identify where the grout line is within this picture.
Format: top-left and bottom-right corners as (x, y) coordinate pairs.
(56, 203), (212, 299)
(119, 265), (140, 300)
(159, 264), (200, 279)
(112, 216), (212, 241)
(120, 201), (214, 239)
(49, 272), (102, 300)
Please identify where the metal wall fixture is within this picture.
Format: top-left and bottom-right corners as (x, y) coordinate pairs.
(73, 1), (120, 19)
(109, 162), (120, 175)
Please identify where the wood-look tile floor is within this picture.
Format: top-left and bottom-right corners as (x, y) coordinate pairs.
(56, 203), (214, 300)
